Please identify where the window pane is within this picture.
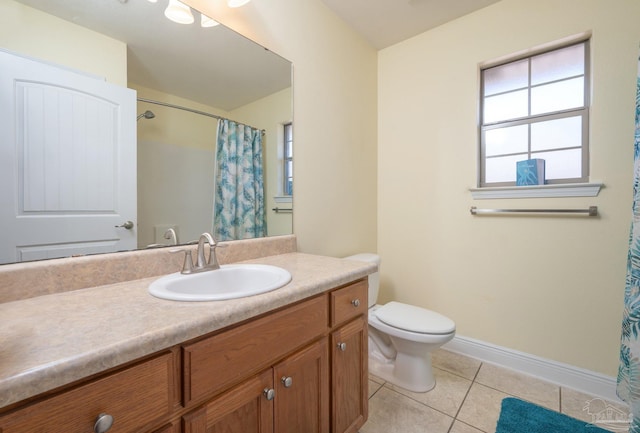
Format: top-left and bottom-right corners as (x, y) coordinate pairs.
(483, 59), (528, 96)
(285, 141), (292, 157)
(531, 116), (582, 151)
(531, 77), (583, 115)
(531, 43), (584, 86)
(485, 124), (528, 156)
(532, 149), (582, 179)
(285, 124), (292, 141)
(485, 154), (525, 183)
(484, 89), (528, 123)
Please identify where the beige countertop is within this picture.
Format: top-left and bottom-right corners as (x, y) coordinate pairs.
(0, 252), (376, 410)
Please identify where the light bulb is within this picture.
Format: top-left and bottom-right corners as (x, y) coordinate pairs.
(201, 14), (219, 28)
(164, 0), (194, 24)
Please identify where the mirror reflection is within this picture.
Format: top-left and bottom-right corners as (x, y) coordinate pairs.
(0, 0), (293, 265)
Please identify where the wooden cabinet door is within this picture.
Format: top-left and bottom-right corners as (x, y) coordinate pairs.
(331, 317), (368, 433)
(182, 369), (273, 433)
(152, 422), (181, 433)
(0, 353), (174, 433)
(183, 295), (328, 405)
(273, 338), (329, 433)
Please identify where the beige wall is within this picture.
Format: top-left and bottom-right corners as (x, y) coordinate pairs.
(378, 0), (640, 376)
(185, 0), (378, 257)
(0, 0), (126, 86)
(133, 84), (227, 151)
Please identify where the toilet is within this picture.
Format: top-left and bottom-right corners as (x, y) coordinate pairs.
(345, 253), (456, 392)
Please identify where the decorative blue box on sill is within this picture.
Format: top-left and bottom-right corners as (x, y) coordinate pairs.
(516, 159), (545, 186)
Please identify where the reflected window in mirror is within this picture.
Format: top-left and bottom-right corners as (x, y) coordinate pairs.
(283, 122), (293, 196)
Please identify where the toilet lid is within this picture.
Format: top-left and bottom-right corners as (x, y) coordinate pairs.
(374, 302), (455, 334)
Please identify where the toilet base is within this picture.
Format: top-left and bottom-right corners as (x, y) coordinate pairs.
(369, 346), (436, 393)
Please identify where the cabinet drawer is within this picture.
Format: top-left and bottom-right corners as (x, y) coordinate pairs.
(183, 295), (328, 405)
(0, 352), (174, 433)
(330, 279), (368, 327)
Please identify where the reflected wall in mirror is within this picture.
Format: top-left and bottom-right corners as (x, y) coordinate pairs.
(0, 0), (293, 265)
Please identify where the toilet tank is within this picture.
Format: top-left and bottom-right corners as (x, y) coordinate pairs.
(344, 253), (380, 308)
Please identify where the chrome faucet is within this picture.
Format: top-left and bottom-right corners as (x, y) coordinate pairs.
(170, 232), (220, 274)
(196, 232), (220, 271)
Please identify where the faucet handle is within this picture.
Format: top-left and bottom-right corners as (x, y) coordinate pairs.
(169, 248), (194, 274)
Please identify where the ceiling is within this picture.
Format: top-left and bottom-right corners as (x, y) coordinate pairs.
(320, 0), (502, 49)
(15, 0), (292, 111)
(14, 0), (503, 109)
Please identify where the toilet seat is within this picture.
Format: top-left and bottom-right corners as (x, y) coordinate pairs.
(374, 302), (455, 335)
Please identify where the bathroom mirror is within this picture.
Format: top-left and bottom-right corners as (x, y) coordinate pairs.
(0, 0), (293, 264)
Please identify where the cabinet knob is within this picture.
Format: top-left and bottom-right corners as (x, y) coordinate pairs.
(94, 413), (114, 433)
(351, 299), (360, 307)
(337, 342), (347, 351)
(263, 388), (275, 401)
(281, 376), (293, 388)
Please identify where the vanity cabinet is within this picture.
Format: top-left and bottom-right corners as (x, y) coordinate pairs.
(0, 352), (176, 433)
(182, 295), (328, 406)
(183, 339), (329, 433)
(182, 369), (274, 433)
(182, 279), (367, 433)
(273, 338), (329, 433)
(182, 294), (330, 433)
(151, 422), (181, 433)
(0, 278), (368, 433)
(331, 317), (367, 433)
(329, 281), (368, 433)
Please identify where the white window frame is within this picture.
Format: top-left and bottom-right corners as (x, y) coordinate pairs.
(283, 122), (293, 196)
(474, 40), (602, 198)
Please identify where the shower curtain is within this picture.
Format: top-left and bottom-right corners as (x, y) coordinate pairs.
(618, 54), (640, 432)
(213, 119), (266, 241)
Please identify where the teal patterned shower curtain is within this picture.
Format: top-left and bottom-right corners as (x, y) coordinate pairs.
(213, 119), (266, 241)
(618, 54), (640, 433)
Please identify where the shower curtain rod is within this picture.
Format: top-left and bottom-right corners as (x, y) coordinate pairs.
(137, 97), (266, 135)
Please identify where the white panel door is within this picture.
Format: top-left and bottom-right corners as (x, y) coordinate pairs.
(0, 50), (136, 264)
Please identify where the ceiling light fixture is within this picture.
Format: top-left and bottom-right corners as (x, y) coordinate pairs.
(151, 0), (251, 26)
(164, 0), (194, 24)
(201, 14), (220, 28)
(227, 0), (251, 8)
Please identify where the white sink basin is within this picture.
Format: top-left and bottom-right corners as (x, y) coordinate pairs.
(148, 264), (292, 301)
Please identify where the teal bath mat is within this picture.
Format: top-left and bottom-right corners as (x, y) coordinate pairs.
(495, 397), (613, 433)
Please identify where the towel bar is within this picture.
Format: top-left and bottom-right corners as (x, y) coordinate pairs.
(272, 207), (293, 213)
(470, 206), (598, 216)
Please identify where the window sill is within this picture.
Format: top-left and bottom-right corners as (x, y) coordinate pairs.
(274, 195), (292, 203)
(469, 182), (603, 199)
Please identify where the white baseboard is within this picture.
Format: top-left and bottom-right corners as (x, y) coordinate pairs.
(443, 335), (623, 404)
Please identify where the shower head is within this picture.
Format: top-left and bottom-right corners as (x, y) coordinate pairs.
(136, 110), (155, 121)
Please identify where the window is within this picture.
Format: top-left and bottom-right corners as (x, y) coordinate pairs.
(479, 41), (589, 187)
(283, 122), (293, 195)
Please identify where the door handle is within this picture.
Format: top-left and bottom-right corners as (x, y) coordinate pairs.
(115, 221), (134, 230)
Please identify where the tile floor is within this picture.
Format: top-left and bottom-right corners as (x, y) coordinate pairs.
(360, 349), (629, 433)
